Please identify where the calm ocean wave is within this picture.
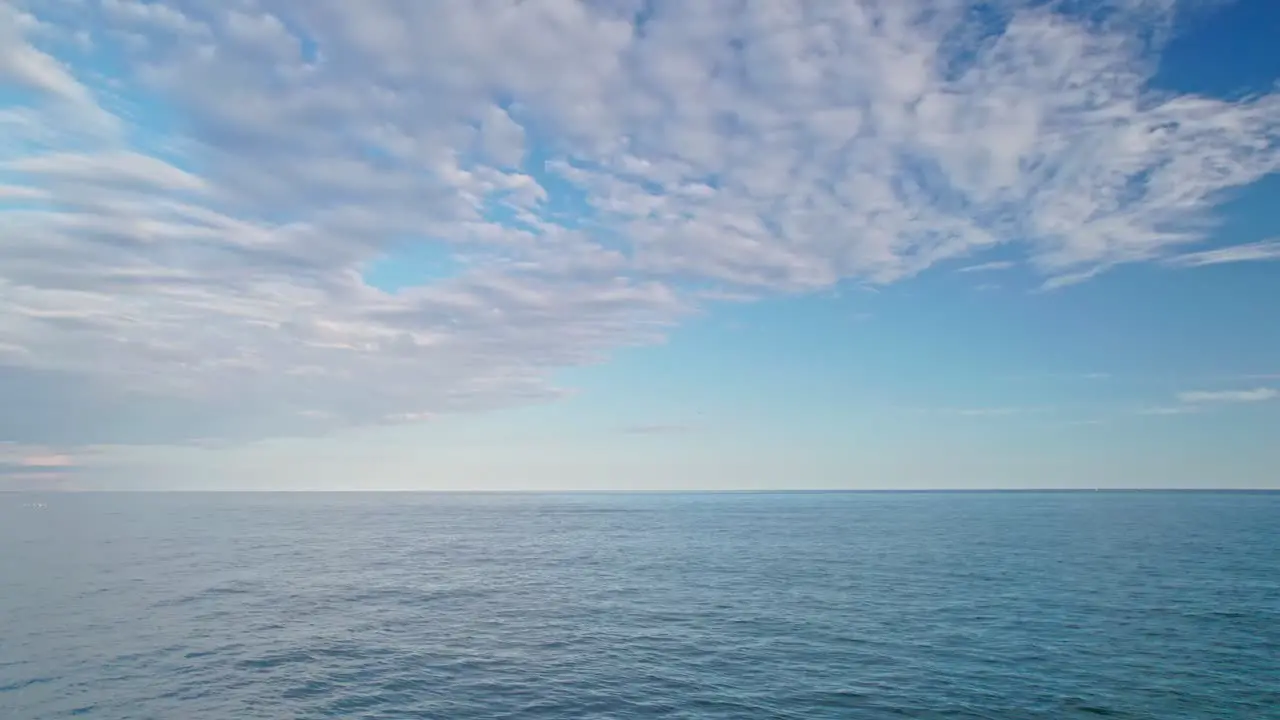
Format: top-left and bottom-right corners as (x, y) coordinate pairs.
(1, 492), (1277, 719)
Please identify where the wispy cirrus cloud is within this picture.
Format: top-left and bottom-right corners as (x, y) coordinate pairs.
(0, 442), (80, 489)
(1138, 405), (1201, 416)
(1, 0), (1278, 448)
(1139, 385), (1278, 416)
(1164, 239), (1280, 267)
(1177, 387), (1278, 404)
(958, 260), (1016, 273)
(14, 453), (74, 468)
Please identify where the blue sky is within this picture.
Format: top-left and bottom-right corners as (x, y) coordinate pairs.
(0, 0), (1277, 490)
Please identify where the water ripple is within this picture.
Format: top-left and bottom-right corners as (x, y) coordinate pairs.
(1, 491), (1277, 719)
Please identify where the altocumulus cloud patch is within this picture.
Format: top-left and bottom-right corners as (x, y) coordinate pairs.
(0, 0), (1277, 447)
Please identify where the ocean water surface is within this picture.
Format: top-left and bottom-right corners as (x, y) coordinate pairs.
(1, 491), (1277, 719)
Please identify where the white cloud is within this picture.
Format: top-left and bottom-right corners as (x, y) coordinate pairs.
(6, 151), (207, 191)
(0, 6), (92, 102)
(0, 441), (74, 465)
(478, 104), (527, 168)
(958, 260), (1016, 273)
(1164, 239), (1280, 267)
(0, 185), (50, 200)
(1, 0), (1278, 446)
(0, 4), (119, 134)
(1138, 405), (1200, 416)
(1177, 388), (1278, 404)
(0, 441), (82, 489)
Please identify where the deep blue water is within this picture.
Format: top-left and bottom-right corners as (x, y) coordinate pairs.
(1, 491), (1277, 719)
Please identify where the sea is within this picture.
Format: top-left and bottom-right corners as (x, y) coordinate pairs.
(1, 491), (1276, 719)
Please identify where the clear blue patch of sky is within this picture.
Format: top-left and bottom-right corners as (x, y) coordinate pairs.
(1152, 0), (1280, 98)
(558, 224), (1279, 432)
(361, 239), (467, 293)
(554, 282), (1045, 440)
(0, 85), (45, 110)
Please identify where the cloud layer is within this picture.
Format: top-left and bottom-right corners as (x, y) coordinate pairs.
(1, 0), (1278, 446)
(1177, 387), (1278, 404)
(0, 441), (77, 489)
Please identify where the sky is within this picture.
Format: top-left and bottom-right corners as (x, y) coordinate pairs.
(0, 0), (1278, 491)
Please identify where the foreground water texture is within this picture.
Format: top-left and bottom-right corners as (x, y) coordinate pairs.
(2, 492), (1277, 719)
